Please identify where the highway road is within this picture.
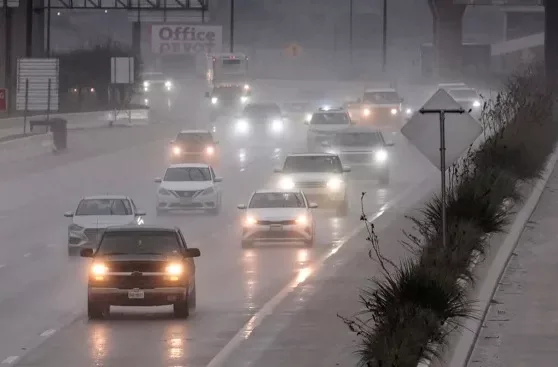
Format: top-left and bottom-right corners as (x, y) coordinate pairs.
(0, 81), (437, 366)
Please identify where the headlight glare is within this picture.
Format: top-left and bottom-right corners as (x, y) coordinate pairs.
(390, 108), (398, 115)
(165, 263), (183, 276)
(473, 100), (481, 108)
(235, 119), (249, 134)
(206, 145), (215, 155)
(271, 119), (283, 133)
(211, 97), (218, 104)
(305, 113), (312, 122)
(172, 146), (182, 155)
(143, 81), (150, 88)
(362, 108), (371, 117)
(405, 108), (412, 115)
(91, 263), (108, 276)
(327, 177), (343, 191)
(244, 215), (257, 227)
(240, 96), (249, 103)
(375, 149), (388, 162)
(296, 214), (308, 226)
(279, 176), (295, 190)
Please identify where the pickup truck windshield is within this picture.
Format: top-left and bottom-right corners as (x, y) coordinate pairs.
(97, 231), (181, 256)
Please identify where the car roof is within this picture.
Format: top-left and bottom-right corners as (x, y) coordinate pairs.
(167, 163), (210, 169)
(178, 129), (211, 134)
(81, 195), (130, 200)
(313, 109), (346, 114)
(286, 152), (339, 157)
(104, 225), (179, 233)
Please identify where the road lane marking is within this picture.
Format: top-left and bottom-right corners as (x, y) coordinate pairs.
(206, 181), (422, 367)
(39, 329), (56, 338)
(23, 252), (31, 257)
(1, 356), (18, 364)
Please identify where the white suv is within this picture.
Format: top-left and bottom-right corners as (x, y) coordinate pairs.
(274, 153), (350, 216)
(155, 163), (223, 215)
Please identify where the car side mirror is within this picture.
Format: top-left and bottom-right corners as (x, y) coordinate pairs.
(343, 166), (351, 173)
(80, 248), (94, 257)
(273, 167), (282, 173)
(184, 248), (201, 258)
(204, 92), (210, 98)
(64, 211), (74, 218)
(237, 204), (247, 210)
(309, 202), (318, 209)
(154, 177), (162, 183)
(214, 177), (223, 183)
(135, 210), (146, 216)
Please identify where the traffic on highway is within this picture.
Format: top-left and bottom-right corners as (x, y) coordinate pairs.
(0, 71), (441, 366)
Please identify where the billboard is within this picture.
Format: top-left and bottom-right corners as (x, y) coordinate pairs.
(150, 24), (222, 55)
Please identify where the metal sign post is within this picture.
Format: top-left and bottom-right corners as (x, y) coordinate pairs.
(419, 108), (465, 247)
(110, 56), (135, 126)
(23, 79), (28, 134)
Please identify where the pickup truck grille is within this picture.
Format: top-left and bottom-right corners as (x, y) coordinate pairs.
(107, 261), (167, 273)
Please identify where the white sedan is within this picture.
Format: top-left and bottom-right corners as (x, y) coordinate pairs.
(155, 163), (223, 215)
(237, 189), (318, 248)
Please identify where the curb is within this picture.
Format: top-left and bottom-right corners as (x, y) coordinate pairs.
(447, 147), (558, 367)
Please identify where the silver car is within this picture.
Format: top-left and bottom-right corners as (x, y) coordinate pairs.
(64, 195), (146, 256)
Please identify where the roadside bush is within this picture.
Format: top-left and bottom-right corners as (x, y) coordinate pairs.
(342, 63), (557, 367)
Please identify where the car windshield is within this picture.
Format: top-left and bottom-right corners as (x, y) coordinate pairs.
(448, 89), (478, 99)
(75, 199), (133, 216)
(335, 132), (384, 147)
(249, 192), (306, 208)
(244, 104), (281, 116)
(363, 91), (400, 103)
(283, 155), (343, 173)
(176, 133), (213, 146)
(97, 231), (182, 256)
(164, 167), (211, 182)
(310, 112), (350, 125)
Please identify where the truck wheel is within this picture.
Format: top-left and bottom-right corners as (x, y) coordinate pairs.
(88, 300), (107, 320)
(173, 300), (190, 319)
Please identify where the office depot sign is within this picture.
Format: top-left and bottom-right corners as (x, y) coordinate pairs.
(151, 24), (222, 55)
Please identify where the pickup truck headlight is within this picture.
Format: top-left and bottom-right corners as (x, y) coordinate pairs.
(165, 263), (183, 276)
(271, 119), (283, 133)
(172, 146), (182, 156)
(91, 263), (108, 276)
(362, 108), (371, 117)
(375, 149), (388, 163)
(327, 177), (343, 191)
(211, 97), (218, 105)
(235, 119), (250, 134)
(473, 100), (481, 108)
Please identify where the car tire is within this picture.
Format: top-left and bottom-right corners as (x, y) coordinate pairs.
(173, 299), (190, 319)
(336, 199), (349, 217)
(188, 284), (197, 310)
(88, 300), (107, 320)
(241, 240), (253, 249)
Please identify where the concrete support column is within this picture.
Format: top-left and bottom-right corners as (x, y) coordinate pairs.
(429, 0), (466, 81)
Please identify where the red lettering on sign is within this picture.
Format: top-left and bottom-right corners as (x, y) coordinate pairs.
(0, 88), (6, 112)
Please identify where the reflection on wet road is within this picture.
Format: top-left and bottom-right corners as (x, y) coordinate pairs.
(0, 82), (437, 367)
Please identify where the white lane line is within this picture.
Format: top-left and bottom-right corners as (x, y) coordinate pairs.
(39, 329), (56, 338)
(206, 184), (417, 367)
(23, 252), (31, 257)
(1, 356), (19, 364)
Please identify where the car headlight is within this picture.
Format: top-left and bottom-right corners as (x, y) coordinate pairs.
(172, 146), (182, 156)
(69, 224), (84, 232)
(305, 113), (312, 122)
(278, 176), (295, 190)
(165, 263), (183, 276)
(271, 119), (283, 133)
(240, 96), (249, 103)
(235, 119), (250, 134)
(200, 186), (215, 196)
(405, 108), (412, 115)
(211, 97), (218, 105)
(244, 84), (250, 91)
(143, 81), (150, 88)
(244, 215), (257, 227)
(327, 177), (343, 191)
(390, 108), (398, 115)
(473, 100), (481, 108)
(375, 149), (388, 163)
(362, 108), (371, 117)
(158, 187), (171, 195)
(91, 263), (108, 276)
(206, 145), (215, 155)
(295, 214), (309, 226)
(165, 80), (173, 90)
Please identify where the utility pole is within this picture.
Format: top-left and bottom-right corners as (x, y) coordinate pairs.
(349, 0), (353, 65)
(382, 0), (387, 73)
(3, 0), (12, 114)
(229, 0), (234, 52)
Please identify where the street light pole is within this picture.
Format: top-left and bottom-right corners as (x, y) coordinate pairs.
(349, 0), (353, 65)
(229, 0), (234, 52)
(382, 0), (387, 73)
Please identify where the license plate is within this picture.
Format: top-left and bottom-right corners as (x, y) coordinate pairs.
(270, 224), (283, 231)
(128, 289), (144, 299)
(180, 198), (192, 205)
